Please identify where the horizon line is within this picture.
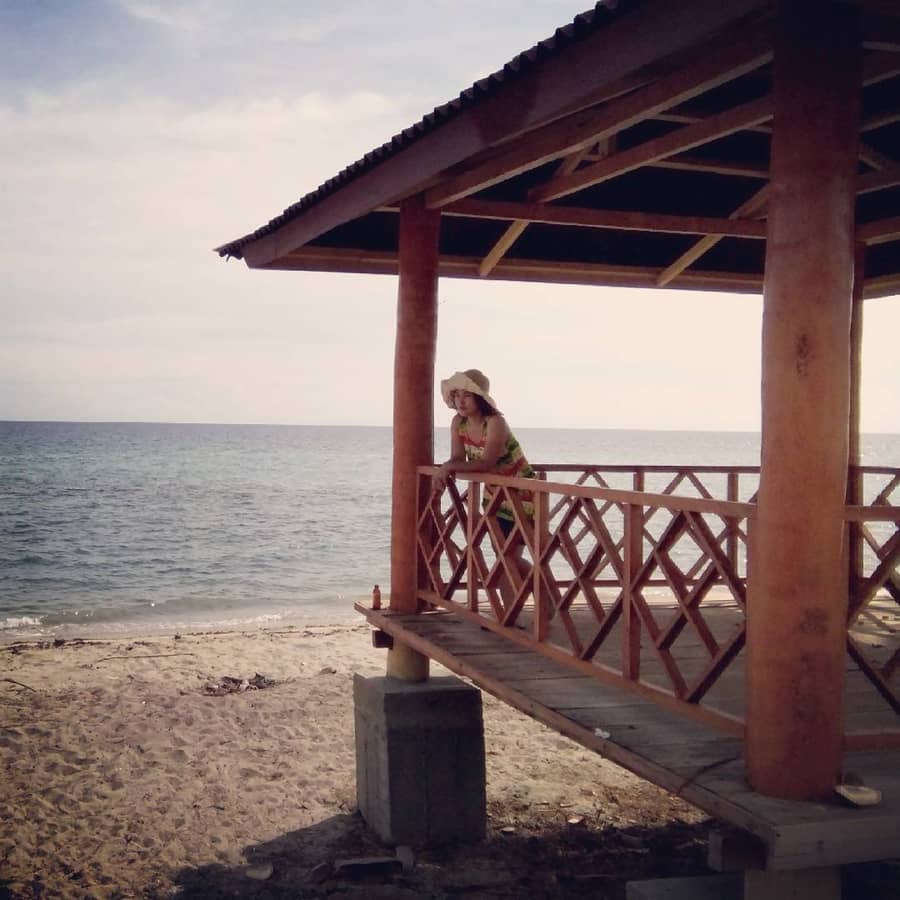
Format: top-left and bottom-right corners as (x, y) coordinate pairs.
(2, 418), (899, 437)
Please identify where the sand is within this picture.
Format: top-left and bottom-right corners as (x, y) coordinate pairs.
(1, 622), (714, 899)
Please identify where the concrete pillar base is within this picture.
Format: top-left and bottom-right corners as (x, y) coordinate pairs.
(627, 874), (741, 900)
(744, 866), (840, 900)
(353, 674), (486, 847)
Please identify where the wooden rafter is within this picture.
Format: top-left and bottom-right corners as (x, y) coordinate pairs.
(859, 142), (897, 172)
(478, 143), (598, 278)
(859, 216), (900, 246)
(862, 109), (900, 133)
(860, 49), (900, 84)
(863, 13), (900, 53)
(649, 156), (768, 179)
(650, 53), (900, 285)
(423, 26), (774, 209)
(866, 272), (900, 298)
(656, 186), (768, 287)
(478, 221), (528, 279)
(652, 53), (899, 130)
(657, 106), (900, 137)
(529, 96), (774, 203)
(858, 163), (900, 195)
(445, 197), (768, 238)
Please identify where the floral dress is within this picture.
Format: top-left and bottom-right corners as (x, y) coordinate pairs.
(458, 417), (536, 524)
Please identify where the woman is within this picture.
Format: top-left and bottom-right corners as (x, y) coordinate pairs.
(435, 369), (536, 606)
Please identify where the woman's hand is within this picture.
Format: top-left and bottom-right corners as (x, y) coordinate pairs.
(434, 462), (454, 492)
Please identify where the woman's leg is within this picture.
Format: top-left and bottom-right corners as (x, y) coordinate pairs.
(490, 516), (533, 614)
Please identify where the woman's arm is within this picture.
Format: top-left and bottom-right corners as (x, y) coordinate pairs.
(434, 415), (465, 490)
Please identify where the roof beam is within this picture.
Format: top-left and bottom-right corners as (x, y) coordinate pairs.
(273, 245), (764, 293)
(444, 197), (768, 238)
(423, 26), (774, 209)
(530, 96), (773, 203)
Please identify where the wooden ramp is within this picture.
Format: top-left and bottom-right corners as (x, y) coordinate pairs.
(356, 605), (900, 871)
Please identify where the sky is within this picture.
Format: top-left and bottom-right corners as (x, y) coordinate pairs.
(1, 0), (898, 432)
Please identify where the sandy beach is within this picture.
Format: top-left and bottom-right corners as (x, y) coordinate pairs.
(1, 621), (718, 899)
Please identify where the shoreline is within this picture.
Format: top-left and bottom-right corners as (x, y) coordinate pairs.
(1, 621), (714, 898)
(0, 600), (367, 646)
(0, 587), (731, 646)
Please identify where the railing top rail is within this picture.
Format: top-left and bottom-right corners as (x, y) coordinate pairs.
(417, 465), (757, 518)
(528, 463), (899, 475)
(531, 463), (760, 474)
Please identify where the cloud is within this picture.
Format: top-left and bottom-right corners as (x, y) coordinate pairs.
(110, 0), (203, 31)
(0, 83), (416, 277)
(108, 0), (357, 45)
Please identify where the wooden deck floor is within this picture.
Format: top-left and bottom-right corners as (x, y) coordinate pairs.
(507, 594), (899, 732)
(356, 604), (900, 871)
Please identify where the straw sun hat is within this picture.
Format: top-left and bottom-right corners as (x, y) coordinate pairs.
(440, 369), (499, 412)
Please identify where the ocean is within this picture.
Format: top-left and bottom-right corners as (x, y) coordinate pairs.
(2, 421), (897, 641)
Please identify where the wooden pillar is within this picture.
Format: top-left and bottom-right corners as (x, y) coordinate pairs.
(387, 194), (440, 681)
(848, 244), (865, 475)
(847, 245), (866, 595)
(746, 0), (861, 800)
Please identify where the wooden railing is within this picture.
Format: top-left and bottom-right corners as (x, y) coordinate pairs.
(415, 463), (899, 733)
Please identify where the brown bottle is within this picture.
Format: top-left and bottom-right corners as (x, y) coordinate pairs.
(372, 584), (382, 610)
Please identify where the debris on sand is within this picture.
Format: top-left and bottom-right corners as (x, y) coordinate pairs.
(203, 673), (276, 696)
(243, 862), (273, 881)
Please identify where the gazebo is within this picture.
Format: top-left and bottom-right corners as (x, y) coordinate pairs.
(218, 0), (899, 894)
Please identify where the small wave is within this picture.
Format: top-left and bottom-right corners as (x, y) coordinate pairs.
(13, 554), (50, 565)
(1, 615), (44, 629)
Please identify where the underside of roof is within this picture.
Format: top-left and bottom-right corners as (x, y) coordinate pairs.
(217, 0), (900, 299)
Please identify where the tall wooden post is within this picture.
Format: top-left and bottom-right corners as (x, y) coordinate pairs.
(847, 245), (866, 596)
(746, 0), (861, 800)
(387, 194), (441, 681)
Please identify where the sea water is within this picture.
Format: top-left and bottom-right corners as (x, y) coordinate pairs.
(1, 421), (897, 640)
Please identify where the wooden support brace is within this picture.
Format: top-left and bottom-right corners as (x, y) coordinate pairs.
(372, 630), (394, 650)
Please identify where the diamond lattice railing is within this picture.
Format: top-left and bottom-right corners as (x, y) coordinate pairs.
(630, 508), (747, 702)
(416, 465), (757, 727)
(415, 463), (899, 728)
